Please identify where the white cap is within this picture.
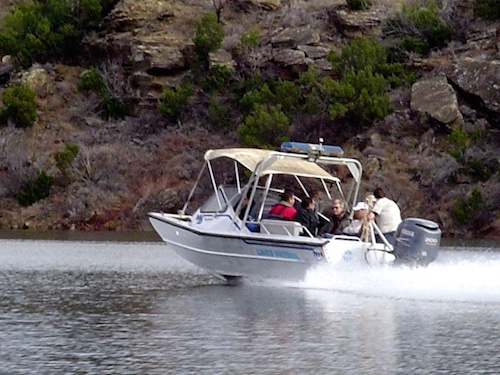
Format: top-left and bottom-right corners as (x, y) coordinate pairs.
(353, 202), (368, 211)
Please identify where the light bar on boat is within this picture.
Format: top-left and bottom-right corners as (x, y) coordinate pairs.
(280, 142), (344, 157)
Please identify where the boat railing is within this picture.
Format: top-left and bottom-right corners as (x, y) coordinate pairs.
(364, 220), (394, 252)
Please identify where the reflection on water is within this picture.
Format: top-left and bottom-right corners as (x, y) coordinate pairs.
(0, 239), (499, 374)
(0, 230), (162, 242)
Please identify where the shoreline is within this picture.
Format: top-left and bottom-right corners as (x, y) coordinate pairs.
(0, 229), (498, 248)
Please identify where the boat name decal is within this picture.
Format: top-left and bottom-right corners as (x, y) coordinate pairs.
(313, 248), (323, 260)
(195, 214), (203, 224)
(401, 228), (414, 237)
(257, 249), (299, 260)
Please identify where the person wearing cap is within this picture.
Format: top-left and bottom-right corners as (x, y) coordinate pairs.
(268, 189), (297, 220)
(368, 187), (402, 244)
(342, 201), (368, 236)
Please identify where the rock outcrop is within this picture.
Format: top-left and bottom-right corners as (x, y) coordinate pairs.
(410, 74), (463, 128)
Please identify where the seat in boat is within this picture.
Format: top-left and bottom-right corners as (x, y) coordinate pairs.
(260, 219), (302, 236)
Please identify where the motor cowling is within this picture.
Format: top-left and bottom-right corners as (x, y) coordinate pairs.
(393, 218), (441, 267)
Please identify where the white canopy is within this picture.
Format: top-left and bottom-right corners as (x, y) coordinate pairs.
(205, 148), (341, 182)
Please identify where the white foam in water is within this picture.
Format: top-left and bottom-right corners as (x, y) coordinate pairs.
(300, 248), (500, 303)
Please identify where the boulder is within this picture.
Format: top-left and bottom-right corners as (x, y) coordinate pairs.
(209, 49), (236, 71)
(330, 8), (381, 37)
(21, 67), (56, 97)
(445, 57), (500, 115)
(270, 26), (321, 48)
(0, 59), (13, 85)
(410, 74), (463, 128)
(250, 0), (281, 10)
(297, 45), (331, 59)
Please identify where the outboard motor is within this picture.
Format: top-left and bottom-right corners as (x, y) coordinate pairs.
(393, 218), (441, 267)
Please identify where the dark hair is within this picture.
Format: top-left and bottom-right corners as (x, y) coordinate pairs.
(301, 196), (313, 209)
(374, 187), (385, 199)
(309, 189), (320, 198)
(281, 189), (295, 201)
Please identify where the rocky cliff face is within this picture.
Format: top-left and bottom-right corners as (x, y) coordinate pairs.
(0, 0), (499, 239)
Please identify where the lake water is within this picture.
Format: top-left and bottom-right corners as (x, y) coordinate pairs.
(1, 236), (499, 374)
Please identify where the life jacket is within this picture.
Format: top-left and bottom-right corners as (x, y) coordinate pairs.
(268, 203), (297, 221)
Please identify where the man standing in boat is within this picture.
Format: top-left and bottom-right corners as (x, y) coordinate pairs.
(368, 187), (402, 244)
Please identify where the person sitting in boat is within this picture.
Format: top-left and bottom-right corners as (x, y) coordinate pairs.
(267, 189), (297, 220)
(368, 187), (402, 244)
(294, 196), (319, 236)
(238, 191), (255, 220)
(320, 199), (350, 237)
(342, 201), (368, 237)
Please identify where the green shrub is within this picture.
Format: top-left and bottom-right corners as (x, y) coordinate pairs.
(346, 0), (372, 11)
(239, 84), (275, 116)
(329, 36), (412, 88)
(78, 67), (108, 95)
(200, 64), (233, 93)
(450, 187), (483, 225)
(447, 125), (468, 160)
(270, 79), (301, 117)
(0, 84), (37, 128)
(383, 1), (453, 57)
(300, 67), (390, 128)
(237, 104), (289, 149)
(193, 12), (225, 62)
(100, 94), (130, 119)
(157, 84), (193, 122)
(15, 171), (54, 206)
(0, 0), (106, 67)
(207, 94), (232, 130)
(466, 159), (492, 182)
(298, 67), (329, 115)
(239, 80), (301, 118)
(330, 36), (387, 76)
(55, 143), (79, 180)
(340, 68), (391, 125)
(78, 67), (129, 119)
(474, 0), (500, 20)
(240, 28), (260, 52)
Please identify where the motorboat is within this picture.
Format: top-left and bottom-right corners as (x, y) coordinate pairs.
(148, 141), (441, 284)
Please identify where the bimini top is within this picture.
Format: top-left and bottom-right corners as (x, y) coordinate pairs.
(204, 148), (341, 182)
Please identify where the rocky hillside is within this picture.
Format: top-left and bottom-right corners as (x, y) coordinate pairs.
(0, 0), (499, 239)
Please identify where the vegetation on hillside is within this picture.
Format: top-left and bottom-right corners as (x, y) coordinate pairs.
(0, 84), (37, 127)
(474, 0), (500, 19)
(78, 67), (129, 120)
(0, 0), (498, 236)
(0, 0), (118, 67)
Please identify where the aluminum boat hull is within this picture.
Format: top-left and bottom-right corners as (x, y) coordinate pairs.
(148, 212), (392, 281)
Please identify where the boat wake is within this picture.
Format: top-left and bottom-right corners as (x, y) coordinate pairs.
(280, 248), (500, 303)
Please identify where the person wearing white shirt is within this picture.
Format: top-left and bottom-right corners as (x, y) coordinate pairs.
(368, 187), (402, 244)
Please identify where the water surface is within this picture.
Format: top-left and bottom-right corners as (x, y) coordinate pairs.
(0, 239), (499, 374)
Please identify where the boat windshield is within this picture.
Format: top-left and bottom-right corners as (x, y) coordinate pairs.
(199, 185), (241, 213)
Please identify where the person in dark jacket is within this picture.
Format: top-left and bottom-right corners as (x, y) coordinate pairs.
(319, 199), (350, 237)
(294, 197), (319, 236)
